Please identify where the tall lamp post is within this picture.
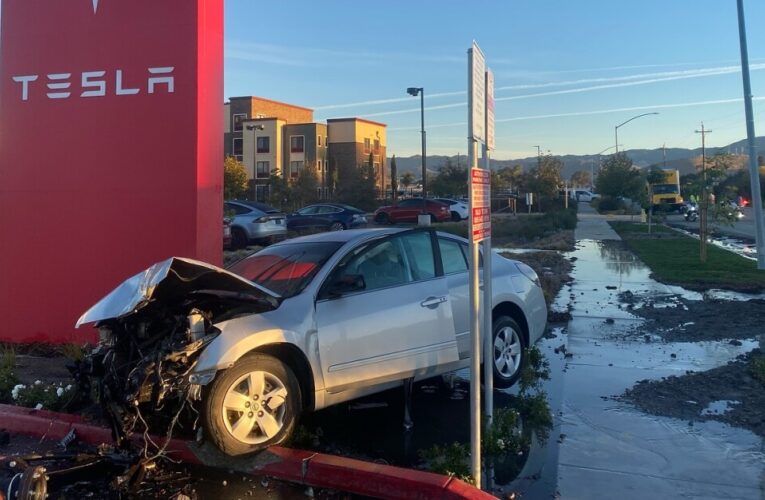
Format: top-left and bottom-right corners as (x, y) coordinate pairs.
(615, 112), (659, 153)
(407, 87), (427, 217)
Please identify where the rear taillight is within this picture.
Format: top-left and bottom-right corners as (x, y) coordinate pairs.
(253, 216), (268, 223)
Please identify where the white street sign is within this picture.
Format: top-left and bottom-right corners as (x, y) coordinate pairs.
(469, 41), (485, 143)
(486, 69), (495, 151)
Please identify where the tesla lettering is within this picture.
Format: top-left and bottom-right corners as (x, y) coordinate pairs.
(10, 67), (175, 101)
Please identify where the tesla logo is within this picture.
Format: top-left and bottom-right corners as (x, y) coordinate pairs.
(11, 68), (175, 101)
(92, 0), (99, 13)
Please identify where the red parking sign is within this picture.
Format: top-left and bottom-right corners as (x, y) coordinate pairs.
(470, 168), (491, 242)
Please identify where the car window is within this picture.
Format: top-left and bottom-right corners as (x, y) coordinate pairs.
(400, 232), (435, 280)
(343, 239), (409, 291)
(297, 206), (318, 215)
(226, 203), (251, 215)
(228, 242), (342, 297)
(439, 238), (468, 274)
(397, 199), (417, 208)
(317, 205), (338, 214)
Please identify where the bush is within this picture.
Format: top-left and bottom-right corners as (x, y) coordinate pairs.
(0, 348), (18, 404)
(12, 380), (76, 411)
(593, 196), (623, 212)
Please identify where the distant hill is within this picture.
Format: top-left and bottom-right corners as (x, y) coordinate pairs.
(388, 136), (765, 180)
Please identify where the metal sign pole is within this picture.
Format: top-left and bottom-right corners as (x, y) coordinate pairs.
(482, 68), (494, 434)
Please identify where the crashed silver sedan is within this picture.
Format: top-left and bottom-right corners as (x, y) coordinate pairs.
(77, 227), (547, 456)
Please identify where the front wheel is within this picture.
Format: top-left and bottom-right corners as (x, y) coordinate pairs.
(203, 353), (301, 456)
(451, 211), (461, 222)
(375, 213), (390, 225)
(492, 316), (526, 388)
(329, 221), (345, 231)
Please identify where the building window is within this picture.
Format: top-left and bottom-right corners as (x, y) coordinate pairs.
(255, 184), (269, 202)
(364, 138), (371, 153)
(232, 113), (247, 132)
(232, 138), (243, 159)
(290, 161), (303, 178)
(256, 136), (270, 153)
(290, 136), (304, 153)
(256, 161), (270, 179)
(374, 139), (380, 152)
(317, 136), (322, 147)
(317, 160), (323, 172)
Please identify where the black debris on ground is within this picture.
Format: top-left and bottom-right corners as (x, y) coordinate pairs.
(619, 349), (765, 438)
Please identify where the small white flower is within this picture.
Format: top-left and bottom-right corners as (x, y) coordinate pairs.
(65, 384), (72, 391)
(496, 439), (505, 450)
(35, 403), (43, 410)
(34, 380), (41, 385)
(56, 387), (64, 397)
(11, 384), (26, 400)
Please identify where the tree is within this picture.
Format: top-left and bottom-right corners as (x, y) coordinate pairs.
(645, 166), (666, 235)
(224, 156), (249, 200)
(400, 171), (415, 191)
(267, 167), (290, 210)
(523, 154), (562, 210)
(570, 170), (592, 188)
(334, 155), (377, 210)
(493, 164), (523, 195)
(595, 153), (644, 201)
(430, 158), (468, 197)
(291, 161), (319, 210)
(390, 155), (398, 201)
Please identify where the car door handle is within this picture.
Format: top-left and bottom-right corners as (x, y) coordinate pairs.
(420, 296), (447, 308)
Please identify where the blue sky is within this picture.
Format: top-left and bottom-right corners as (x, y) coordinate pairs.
(225, 0), (765, 160)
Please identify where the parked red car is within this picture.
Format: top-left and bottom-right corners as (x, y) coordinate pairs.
(373, 198), (451, 224)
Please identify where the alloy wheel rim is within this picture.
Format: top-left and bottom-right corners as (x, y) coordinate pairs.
(221, 370), (288, 445)
(494, 326), (522, 378)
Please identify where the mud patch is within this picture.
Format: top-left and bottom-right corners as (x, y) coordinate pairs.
(618, 292), (765, 342)
(620, 349), (765, 437)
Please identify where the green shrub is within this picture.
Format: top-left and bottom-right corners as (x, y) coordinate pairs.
(0, 348), (18, 404)
(13, 381), (75, 411)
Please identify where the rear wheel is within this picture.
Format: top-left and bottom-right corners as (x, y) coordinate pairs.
(203, 353), (301, 456)
(429, 213), (437, 224)
(231, 227), (248, 249)
(329, 221), (345, 231)
(492, 316), (526, 388)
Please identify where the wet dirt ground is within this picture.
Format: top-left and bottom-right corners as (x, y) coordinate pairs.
(557, 237), (765, 499)
(0, 435), (357, 499)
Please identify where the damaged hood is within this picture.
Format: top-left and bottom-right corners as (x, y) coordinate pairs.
(76, 257), (281, 327)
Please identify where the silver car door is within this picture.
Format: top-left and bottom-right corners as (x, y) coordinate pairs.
(438, 237), (471, 359)
(315, 231), (458, 394)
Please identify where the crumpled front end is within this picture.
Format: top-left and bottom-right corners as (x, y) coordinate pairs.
(74, 257), (279, 448)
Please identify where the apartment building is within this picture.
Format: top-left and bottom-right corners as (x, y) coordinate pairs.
(224, 96), (386, 201)
(327, 118), (387, 193)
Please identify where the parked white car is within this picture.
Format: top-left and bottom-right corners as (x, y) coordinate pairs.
(570, 190), (600, 202)
(77, 227), (547, 456)
(434, 197), (469, 221)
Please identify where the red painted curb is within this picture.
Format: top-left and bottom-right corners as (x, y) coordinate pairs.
(0, 404), (495, 499)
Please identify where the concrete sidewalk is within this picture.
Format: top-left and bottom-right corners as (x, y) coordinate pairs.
(556, 205), (765, 499)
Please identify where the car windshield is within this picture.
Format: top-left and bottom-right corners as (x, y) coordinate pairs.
(653, 184), (679, 194)
(228, 242), (343, 297)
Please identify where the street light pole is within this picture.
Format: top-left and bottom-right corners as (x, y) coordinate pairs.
(408, 87), (427, 216)
(615, 112), (659, 153)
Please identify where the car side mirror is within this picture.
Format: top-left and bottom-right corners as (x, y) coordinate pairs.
(327, 274), (365, 296)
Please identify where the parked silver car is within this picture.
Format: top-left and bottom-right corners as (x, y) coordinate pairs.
(225, 200), (287, 248)
(76, 228), (547, 456)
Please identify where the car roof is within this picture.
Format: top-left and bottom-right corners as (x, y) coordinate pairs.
(271, 227), (404, 246)
(227, 200), (280, 213)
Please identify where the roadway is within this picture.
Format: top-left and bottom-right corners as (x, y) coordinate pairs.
(667, 206), (764, 241)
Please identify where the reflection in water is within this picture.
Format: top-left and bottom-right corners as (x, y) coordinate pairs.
(597, 240), (648, 278)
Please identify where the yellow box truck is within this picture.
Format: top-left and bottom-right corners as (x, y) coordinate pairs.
(649, 169), (683, 209)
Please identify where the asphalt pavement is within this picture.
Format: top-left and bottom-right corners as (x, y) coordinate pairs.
(669, 206), (764, 241)
(557, 203), (765, 499)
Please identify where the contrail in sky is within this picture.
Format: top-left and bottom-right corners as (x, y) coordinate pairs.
(356, 64), (765, 118)
(387, 97), (765, 132)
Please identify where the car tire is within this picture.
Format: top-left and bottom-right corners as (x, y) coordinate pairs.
(203, 353), (301, 456)
(329, 221), (345, 231)
(231, 227), (248, 249)
(375, 213), (390, 225)
(451, 211), (461, 222)
(491, 316), (526, 388)
(428, 213), (437, 224)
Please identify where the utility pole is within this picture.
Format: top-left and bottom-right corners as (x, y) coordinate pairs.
(695, 123), (712, 263)
(662, 143), (667, 168)
(736, 0), (765, 269)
